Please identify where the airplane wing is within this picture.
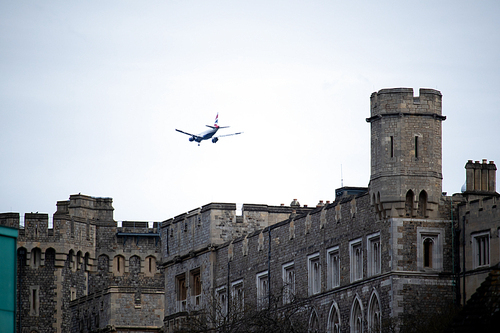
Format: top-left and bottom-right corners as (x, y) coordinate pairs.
(216, 132), (243, 138)
(176, 129), (197, 136)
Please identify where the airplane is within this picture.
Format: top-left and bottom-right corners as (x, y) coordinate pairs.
(175, 113), (243, 146)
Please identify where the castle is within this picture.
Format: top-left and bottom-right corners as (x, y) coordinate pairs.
(2, 88), (499, 333)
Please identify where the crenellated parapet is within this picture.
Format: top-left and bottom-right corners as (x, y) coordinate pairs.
(367, 88), (445, 219)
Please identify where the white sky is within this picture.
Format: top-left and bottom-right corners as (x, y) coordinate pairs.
(1, 1), (499, 222)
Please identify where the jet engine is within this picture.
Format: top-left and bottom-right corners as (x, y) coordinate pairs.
(212, 137), (219, 143)
(189, 137), (195, 142)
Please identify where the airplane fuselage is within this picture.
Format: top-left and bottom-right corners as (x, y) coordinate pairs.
(194, 127), (218, 142)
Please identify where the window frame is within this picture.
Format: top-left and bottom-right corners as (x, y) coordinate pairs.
(417, 228), (444, 271)
(176, 273), (188, 312)
(472, 231), (490, 269)
(282, 261), (295, 304)
(367, 232), (381, 277)
(327, 246), (340, 289)
(307, 253), (321, 296)
(256, 271), (269, 308)
(349, 238), (363, 282)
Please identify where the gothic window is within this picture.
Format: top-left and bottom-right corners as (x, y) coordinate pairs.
(282, 262), (295, 304)
(473, 231), (490, 268)
(418, 190), (428, 217)
(308, 253), (321, 295)
(191, 268), (202, 306)
(31, 248), (41, 268)
(216, 287), (227, 318)
(176, 274), (187, 311)
(327, 246), (340, 289)
(423, 238), (433, 268)
(350, 239), (363, 282)
(68, 250), (74, 270)
(417, 228), (443, 270)
(405, 190), (414, 217)
(327, 302), (341, 333)
(76, 251), (82, 270)
(309, 309), (320, 333)
(231, 279), (244, 312)
(367, 233), (381, 277)
(83, 252), (90, 272)
(350, 296), (363, 333)
(113, 255), (125, 276)
(368, 290), (381, 333)
(256, 271), (269, 308)
(145, 256), (156, 276)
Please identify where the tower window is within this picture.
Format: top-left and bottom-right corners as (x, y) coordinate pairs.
(390, 136), (394, 158)
(423, 238), (433, 268)
(415, 136), (419, 159)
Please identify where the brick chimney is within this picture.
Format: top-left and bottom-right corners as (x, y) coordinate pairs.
(465, 160), (497, 193)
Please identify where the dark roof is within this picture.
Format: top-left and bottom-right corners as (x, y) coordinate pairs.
(447, 264), (500, 332)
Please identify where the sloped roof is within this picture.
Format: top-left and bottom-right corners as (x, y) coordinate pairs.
(447, 264), (500, 332)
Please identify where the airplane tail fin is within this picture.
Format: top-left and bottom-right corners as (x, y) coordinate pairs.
(206, 113), (229, 129)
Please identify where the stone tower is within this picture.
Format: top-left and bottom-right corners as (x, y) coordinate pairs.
(366, 88), (446, 219)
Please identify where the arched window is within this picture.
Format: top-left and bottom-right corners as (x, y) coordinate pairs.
(113, 255), (125, 276)
(328, 302), (341, 333)
(145, 256), (156, 276)
(68, 250), (74, 270)
(418, 190), (427, 217)
(368, 290), (381, 333)
(84, 253), (90, 272)
(351, 296), (363, 333)
(31, 248), (41, 268)
(309, 309), (320, 333)
(423, 238), (433, 268)
(45, 248), (56, 269)
(76, 251), (82, 271)
(405, 190), (414, 217)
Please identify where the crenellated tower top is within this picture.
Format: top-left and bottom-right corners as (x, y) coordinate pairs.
(367, 88), (446, 219)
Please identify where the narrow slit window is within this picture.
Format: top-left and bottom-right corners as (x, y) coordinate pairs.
(390, 136), (394, 158)
(415, 136), (419, 159)
(424, 238), (433, 268)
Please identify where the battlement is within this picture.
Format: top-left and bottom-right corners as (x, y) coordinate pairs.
(368, 87), (444, 119)
(56, 194), (114, 225)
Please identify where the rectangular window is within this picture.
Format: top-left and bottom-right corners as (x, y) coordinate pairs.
(282, 262), (295, 304)
(415, 136), (419, 159)
(390, 136), (394, 158)
(231, 279), (244, 312)
(367, 233), (381, 277)
(256, 271), (269, 308)
(327, 246), (340, 289)
(30, 286), (39, 316)
(350, 239), (363, 282)
(473, 232), (490, 268)
(190, 269), (202, 307)
(176, 274), (187, 311)
(308, 253), (321, 295)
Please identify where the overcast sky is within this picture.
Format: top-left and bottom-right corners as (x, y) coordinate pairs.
(1, 1), (499, 222)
